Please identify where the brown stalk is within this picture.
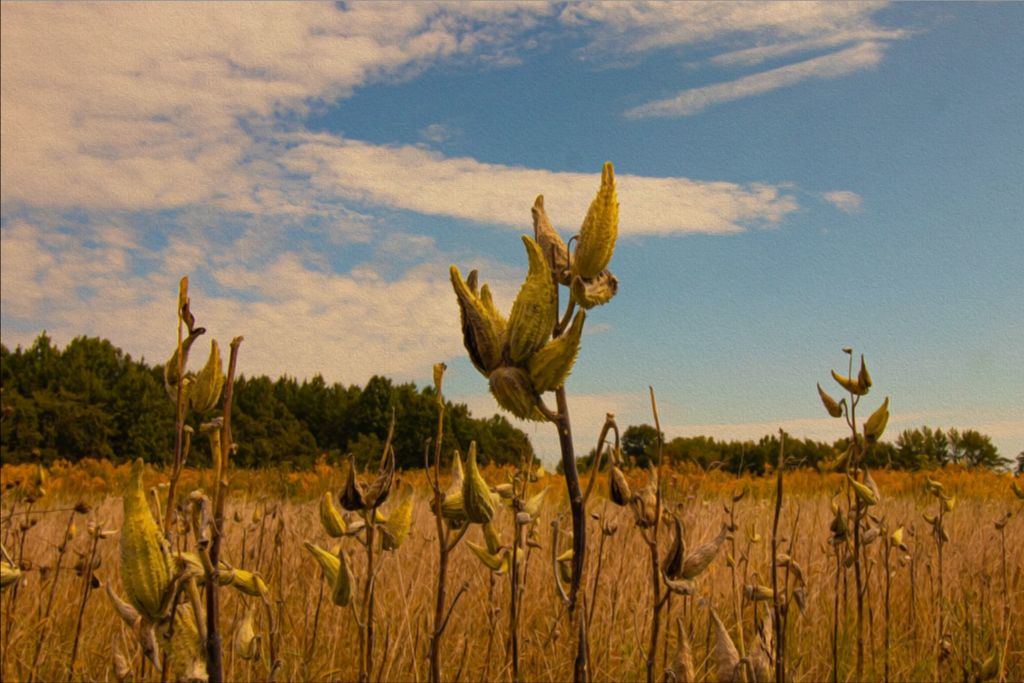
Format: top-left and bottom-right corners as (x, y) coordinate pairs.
(770, 429), (786, 683)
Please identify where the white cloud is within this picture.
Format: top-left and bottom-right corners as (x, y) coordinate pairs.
(822, 190), (864, 213)
(285, 136), (798, 235)
(626, 41), (886, 119)
(710, 28), (908, 67)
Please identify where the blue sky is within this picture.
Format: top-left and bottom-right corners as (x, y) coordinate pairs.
(2, 2), (1021, 463)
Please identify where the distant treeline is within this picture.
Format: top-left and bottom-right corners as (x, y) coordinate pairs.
(0, 333), (531, 469)
(577, 422), (1013, 473)
(1, 333), (1015, 473)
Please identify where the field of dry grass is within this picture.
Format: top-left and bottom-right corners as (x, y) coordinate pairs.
(1, 461), (1021, 682)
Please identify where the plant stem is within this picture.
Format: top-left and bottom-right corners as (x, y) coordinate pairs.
(771, 430), (786, 683)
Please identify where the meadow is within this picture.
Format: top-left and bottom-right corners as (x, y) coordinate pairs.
(1, 459), (1020, 683)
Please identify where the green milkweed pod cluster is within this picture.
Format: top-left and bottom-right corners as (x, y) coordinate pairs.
(450, 162), (619, 421)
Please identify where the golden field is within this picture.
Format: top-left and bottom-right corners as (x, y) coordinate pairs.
(1, 460), (1021, 682)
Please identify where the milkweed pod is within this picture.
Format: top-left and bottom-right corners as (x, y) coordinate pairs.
(857, 354), (872, 391)
(745, 584), (774, 602)
(320, 492), (347, 537)
(530, 462), (546, 482)
(570, 270), (618, 310)
(467, 541), (508, 574)
(532, 195), (572, 284)
(573, 162), (618, 279)
(864, 397), (890, 443)
(669, 618), (696, 683)
(522, 486), (549, 521)
(339, 458), (366, 512)
(831, 369), (868, 396)
(303, 542), (341, 587)
(732, 486), (748, 503)
(923, 512), (937, 526)
(556, 549), (574, 584)
(849, 475), (878, 507)
(793, 586), (807, 612)
(106, 582), (142, 628)
(1012, 480), (1024, 499)
(189, 340), (224, 414)
(450, 266), (504, 376)
(113, 639), (133, 682)
(462, 442), (496, 524)
(725, 552), (736, 569)
(708, 605), (740, 683)
(937, 524), (950, 544)
(891, 527), (908, 552)
(441, 491), (467, 527)
(234, 604), (260, 661)
(528, 310), (585, 393)
(121, 459), (171, 622)
(862, 527), (880, 545)
(662, 515), (685, 579)
(491, 483), (515, 500)
(631, 469), (659, 528)
(681, 524), (729, 580)
(1, 562), (22, 591)
(943, 495), (956, 513)
(609, 465), (632, 506)
(158, 608), (207, 683)
(363, 445), (396, 510)
(664, 576), (697, 596)
(507, 236), (556, 364)
(331, 549), (353, 607)
(228, 569), (268, 597)
(864, 469), (882, 504)
(139, 623), (162, 673)
(817, 383), (844, 418)
(381, 484), (414, 551)
(482, 521), (503, 554)
(489, 366), (545, 421)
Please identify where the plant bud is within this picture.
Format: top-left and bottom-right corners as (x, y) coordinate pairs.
(532, 195), (572, 284)
(817, 383), (843, 418)
(528, 311), (585, 393)
(320, 492), (347, 538)
(507, 236), (556, 364)
(489, 366), (544, 421)
(573, 162), (618, 280)
(462, 443), (496, 524)
(450, 266), (505, 376)
(189, 340), (224, 414)
(120, 459), (171, 622)
(863, 397), (890, 443)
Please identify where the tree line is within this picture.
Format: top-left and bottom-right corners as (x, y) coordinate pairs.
(578, 422), (1013, 473)
(2, 333), (1015, 473)
(0, 333), (531, 469)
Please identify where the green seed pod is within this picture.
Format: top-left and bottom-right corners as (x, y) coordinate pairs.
(381, 483), (414, 551)
(462, 443), (496, 524)
(849, 475), (878, 507)
(330, 548), (353, 607)
(234, 604), (260, 661)
(488, 366), (545, 421)
(556, 549), (574, 584)
(817, 383), (843, 418)
(573, 162), (618, 280)
(320, 491), (347, 538)
(857, 354), (873, 391)
(441, 490), (467, 528)
(1012, 481), (1024, 500)
(189, 340), (224, 414)
(831, 369), (869, 396)
(570, 271), (618, 310)
(450, 266), (505, 376)
(303, 542), (341, 587)
(744, 584), (775, 602)
(482, 520), (503, 554)
(507, 236), (556, 364)
(532, 195), (572, 285)
(467, 541), (510, 574)
(864, 397), (890, 443)
(225, 569), (268, 597)
(1, 562), (22, 592)
(120, 459), (171, 622)
(528, 311), (585, 393)
(522, 486), (548, 521)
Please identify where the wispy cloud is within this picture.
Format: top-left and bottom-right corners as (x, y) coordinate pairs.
(285, 135), (798, 235)
(822, 190), (864, 214)
(626, 41), (886, 119)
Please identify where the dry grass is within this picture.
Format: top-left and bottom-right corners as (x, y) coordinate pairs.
(1, 462), (1022, 682)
